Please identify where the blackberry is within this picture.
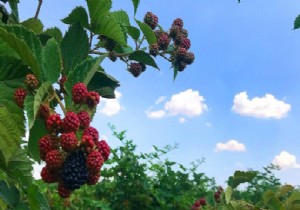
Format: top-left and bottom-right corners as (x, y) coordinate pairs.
(86, 91), (100, 108)
(77, 111), (90, 129)
(72, 83), (88, 104)
(14, 88), (28, 108)
(169, 25), (181, 39)
(61, 150), (88, 190)
(157, 33), (170, 51)
(185, 52), (195, 65)
(24, 74), (38, 89)
(62, 111), (80, 133)
(172, 18), (184, 29)
(129, 62), (143, 77)
(144, 12), (158, 30)
(149, 44), (159, 57)
(83, 126), (99, 143)
(180, 38), (191, 50)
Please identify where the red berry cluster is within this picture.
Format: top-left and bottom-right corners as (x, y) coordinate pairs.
(191, 198), (207, 210)
(38, 82), (110, 198)
(143, 13), (195, 73)
(191, 187), (223, 209)
(14, 74), (39, 108)
(128, 62), (146, 77)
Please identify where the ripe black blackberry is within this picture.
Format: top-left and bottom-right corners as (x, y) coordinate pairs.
(61, 150), (88, 190)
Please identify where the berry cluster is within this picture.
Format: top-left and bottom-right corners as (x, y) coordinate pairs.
(14, 74), (39, 108)
(191, 187), (224, 209)
(191, 198), (207, 210)
(142, 12), (195, 74)
(36, 82), (110, 198)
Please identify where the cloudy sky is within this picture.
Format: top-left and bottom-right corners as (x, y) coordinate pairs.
(18, 0), (300, 186)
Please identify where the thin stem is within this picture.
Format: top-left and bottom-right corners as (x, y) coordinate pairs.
(89, 31), (94, 49)
(34, 0), (43, 20)
(136, 35), (145, 50)
(51, 86), (67, 115)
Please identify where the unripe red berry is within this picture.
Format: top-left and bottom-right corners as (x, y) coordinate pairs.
(157, 33), (170, 51)
(46, 114), (62, 133)
(60, 132), (78, 152)
(59, 76), (67, 93)
(172, 18), (184, 29)
(175, 47), (187, 60)
(129, 62), (143, 77)
(83, 126), (99, 143)
(178, 61), (187, 72)
(77, 111), (90, 129)
(81, 135), (95, 148)
(41, 166), (59, 183)
(180, 38), (191, 50)
(58, 182), (72, 198)
(72, 83), (88, 104)
(38, 135), (59, 160)
(38, 103), (51, 120)
(62, 112), (80, 133)
(149, 44), (159, 57)
(144, 12), (158, 30)
(14, 88), (27, 108)
(194, 200), (201, 207)
(87, 172), (101, 185)
(24, 74), (38, 89)
(45, 150), (63, 169)
(199, 198), (207, 206)
(86, 91), (100, 108)
(169, 25), (181, 39)
(185, 52), (195, 65)
(97, 140), (110, 161)
(86, 150), (104, 172)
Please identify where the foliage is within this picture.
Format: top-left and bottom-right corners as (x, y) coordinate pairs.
(36, 125), (216, 210)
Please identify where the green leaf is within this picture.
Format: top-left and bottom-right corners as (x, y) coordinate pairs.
(0, 37), (20, 58)
(28, 119), (47, 162)
(135, 19), (156, 45)
(111, 10), (130, 26)
(0, 181), (20, 208)
(87, 0), (126, 45)
(65, 56), (106, 106)
(131, 0), (140, 16)
(0, 105), (24, 164)
(21, 18), (43, 34)
(8, 0), (19, 23)
(87, 0), (111, 24)
(24, 82), (51, 129)
(88, 70), (120, 99)
(43, 27), (63, 43)
(61, 23), (89, 75)
(294, 15), (300, 30)
(27, 184), (50, 210)
(42, 39), (61, 83)
(225, 186), (233, 204)
(128, 50), (159, 69)
(62, 6), (89, 29)
(287, 192), (300, 207)
(0, 26), (42, 80)
(0, 56), (28, 80)
(6, 148), (33, 187)
(95, 15), (126, 46)
(227, 170), (257, 189)
(173, 62), (179, 81)
(126, 26), (140, 41)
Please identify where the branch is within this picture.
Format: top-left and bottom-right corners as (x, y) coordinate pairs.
(51, 86), (67, 115)
(34, 0), (43, 20)
(90, 50), (131, 57)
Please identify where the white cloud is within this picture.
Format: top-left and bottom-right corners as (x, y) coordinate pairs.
(205, 122), (212, 127)
(165, 89), (208, 117)
(232, 92), (291, 119)
(179, 117), (186, 123)
(146, 110), (166, 119)
(272, 151), (300, 169)
(215, 140), (246, 152)
(155, 96), (166, 105)
(99, 91), (122, 116)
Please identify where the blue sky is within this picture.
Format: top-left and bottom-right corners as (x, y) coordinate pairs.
(17, 0), (300, 186)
